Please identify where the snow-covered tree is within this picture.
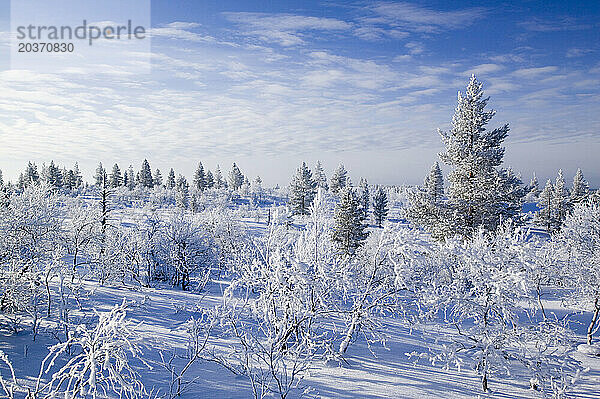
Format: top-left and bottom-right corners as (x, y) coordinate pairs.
(94, 162), (106, 187)
(205, 170), (214, 189)
(72, 162), (83, 189)
(175, 175), (189, 209)
(166, 168), (176, 189)
(423, 161), (444, 203)
(313, 161), (328, 191)
(438, 75), (524, 239)
(570, 168), (589, 205)
(126, 165), (136, 190)
(359, 178), (370, 219)
(527, 173), (540, 199)
(139, 159), (154, 188)
(536, 179), (555, 233)
(109, 163), (122, 188)
(153, 168), (163, 187)
(552, 169), (570, 228)
(214, 165), (226, 189)
(0, 169), (3, 187)
(193, 162), (206, 192)
(228, 163), (244, 191)
(329, 163), (348, 195)
(332, 187), (368, 256)
(289, 162), (317, 216)
(372, 186), (388, 228)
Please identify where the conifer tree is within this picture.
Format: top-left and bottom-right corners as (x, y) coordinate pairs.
(214, 165), (225, 189)
(528, 173), (540, 198)
(332, 187), (368, 255)
(289, 162), (317, 216)
(372, 186), (389, 228)
(95, 162), (106, 187)
(329, 163), (348, 195)
(175, 175), (189, 208)
(0, 169), (3, 187)
(205, 170), (214, 189)
(536, 179), (555, 233)
(73, 162), (83, 189)
(153, 168), (163, 187)
(570, 168), (589, 205)
(139, 159), (154, 188)
(193, 162), (206, 191)
(109, 163), (122, 188)
(313, 161), (329, 191)
(552, 169), (569, 227)
(25, 162), (40, 186)
(359, 178), (370, 219)
(423, 162), (444, 203)
(437, 75), (523, 238)
(126, 166), (136, 190)
(228, 163), (244, 190)
(166, 168), (176, 189)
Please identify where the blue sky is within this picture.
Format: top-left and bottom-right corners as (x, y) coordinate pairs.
(1, 0), (599, 187)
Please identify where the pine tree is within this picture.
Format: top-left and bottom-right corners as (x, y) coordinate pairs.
(153, 168), (163, 187)
(205, 170), (214, 189)
(46, 161), (62, 188)
(139, 159), (154, 188)
(372, 186), (389, 228)
(193, 162), (206, 191)
(289, 162), (317, 216)
(536, 179), (555, 233)
(166, 168), (176, 189)
(437, 74), (523, 238)
(0, 169), (3, 187)
(25, 162), (40, 186)
(65, 169), (76, 190)
(73, 162), (83, 189)
(330, 163), (348, 195)
(313, 161), (328, 191)
(95, 162), (106, 187)
(109, 163), (122, 188)
(175, 175), (189, 208)
(423, 162), (444, 203)
(332, 187), (368, 255)
(359, 178), (370, 219)
(552, 169), (569, 227)
(228, 163), (244, 190)
(570, 168), (589, 205)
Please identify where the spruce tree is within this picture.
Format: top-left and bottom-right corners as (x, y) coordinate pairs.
(289, 162), (317, 216)
(95, 162), (106, 187)
(193, 162), (206, 191)
(109, 163), (122, 188)
(552, 169), (569, 227)
(214, 165), (225, 189)
(437, 75), (523, 238)
(570, 168), (589, 205)
(332, 187), (368, 255)
(0, 169), (3, 187)
(330, 163), (348, 195)
(228, 163), (244, 190)
(313, 161), (329, 191)
(359, 178), (370, 219)
(140, 159), (154, 188)
(536, 179), (555, 233)
(166, 168), (176, 189)
(73, 162), (83, 189)
(528, 173), (540, 198)
(25, 162), (39, 186)
(126, 166), (136, 190)
(175, 175), (189, 208)
(205, 170), (214, 189)
(153, 168), (163, 187)
(423, 162), (444, 203)
(372, 186), (389, 228)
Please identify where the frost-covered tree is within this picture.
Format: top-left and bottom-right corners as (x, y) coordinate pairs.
(527, 173), (540, 199)
(166, 168), (176, 189)
(359, 178), (370, 219)
(570, 168), (589, 205)
(214, 165), (226, 189)
(372, 187), (389, 228)
(72, 162), (83, 189)
(153, 168), (163, 187)
(94, 162), (106, 187)
(44, 161), (63, 188)
(536, 179), (556, 233)
(175, 175), (189, 209)
(423, 162), (444, 203)
(329, 163), (348, 195)
(139, 159), (154, 188)
(0, 169), (4, 187)
(313, 161), (328, 191)
(25, 161), (40, 187)
(205, 170), (214, 189)
(109, 163), (122, 188)
(228, 163), (244, 191)
(332, 187), (368, 255)
(289, 162), (317, 216)
(193, 162), (206, 191)
(555, 202), (600, 345)
(552, 169), (570, 228)
(438, 75), (523, 239)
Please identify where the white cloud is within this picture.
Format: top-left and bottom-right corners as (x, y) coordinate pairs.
(463, 63), (503, 76)
(512, 66), (558, 78)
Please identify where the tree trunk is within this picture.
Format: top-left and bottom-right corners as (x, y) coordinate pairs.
(587, 297), (600, 345)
